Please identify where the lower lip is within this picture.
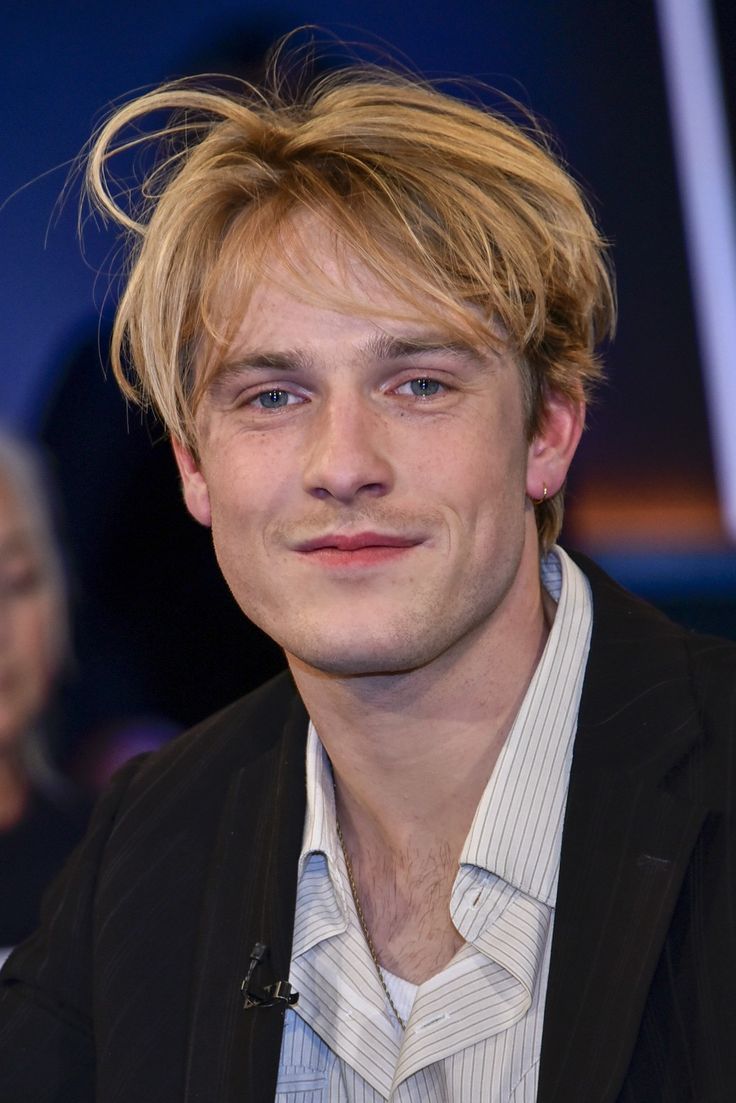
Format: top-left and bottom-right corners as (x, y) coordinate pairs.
(299, 545), (415, 568)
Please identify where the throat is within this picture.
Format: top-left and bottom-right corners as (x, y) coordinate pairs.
(337, 819), (464, 985)
(377, 912), (465, 986)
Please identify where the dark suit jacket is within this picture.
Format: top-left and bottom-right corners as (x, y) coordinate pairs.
(1, 554), (735, 1102)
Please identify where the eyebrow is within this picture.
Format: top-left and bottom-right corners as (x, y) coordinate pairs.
(212, 332), (484, 384)
(214, 350), (311, 377)
(206, 350), (310, 397)
(362, 332), (485, 363)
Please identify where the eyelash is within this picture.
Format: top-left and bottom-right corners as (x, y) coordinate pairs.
(250, 389), (301, 410)
(247, 376), (446, 411)
(394, 377), (444, 398)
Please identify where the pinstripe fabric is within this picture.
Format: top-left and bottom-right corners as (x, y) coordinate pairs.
(276, 547), (593, 1102)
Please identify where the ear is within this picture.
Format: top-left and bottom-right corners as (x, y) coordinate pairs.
(171, 438), (212, 527)
(526, 390), (585, 500)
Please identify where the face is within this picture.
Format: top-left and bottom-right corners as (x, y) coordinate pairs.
(0, 478), (59, 753)
(175, 226), (581, 678)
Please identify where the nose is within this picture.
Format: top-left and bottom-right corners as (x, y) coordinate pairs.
(302, 394), (394, 504)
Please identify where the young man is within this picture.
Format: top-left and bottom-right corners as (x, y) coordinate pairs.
(1, 68), (734, 1103)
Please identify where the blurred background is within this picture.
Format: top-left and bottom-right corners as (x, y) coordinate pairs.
(1, 0), (735, 786)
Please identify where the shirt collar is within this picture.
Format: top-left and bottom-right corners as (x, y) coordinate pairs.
(460, 545), (593, 904)
(298, 545), (593, 908)
(299, 722), (341, 879)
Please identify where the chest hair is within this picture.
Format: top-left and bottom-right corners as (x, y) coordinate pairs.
(354, 840), (464, 984)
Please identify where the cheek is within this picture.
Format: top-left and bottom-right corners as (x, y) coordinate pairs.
(436, 421), (528, 519)
(206, 466), (285, 596)
(0, 596), (59, 741)
(19, 594), (60, 682)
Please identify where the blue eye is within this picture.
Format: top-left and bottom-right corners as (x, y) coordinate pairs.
(409, 377), (441, 396)
(256, 389), (290, 409)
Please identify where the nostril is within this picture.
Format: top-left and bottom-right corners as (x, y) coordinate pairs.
(308, 479), (389, 503)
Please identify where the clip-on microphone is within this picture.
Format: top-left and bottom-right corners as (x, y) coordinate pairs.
(241, 942), (299, 1011)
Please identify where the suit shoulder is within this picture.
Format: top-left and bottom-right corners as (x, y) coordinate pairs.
(126, 668), (303, 788)
(683, 630), (736, 727)
(571, 548), (736, 757)
(571, 548), (736, 652)
(684, 627), (736, 669)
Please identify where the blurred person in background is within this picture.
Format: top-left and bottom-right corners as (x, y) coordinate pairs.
(0, 434), (89, 962)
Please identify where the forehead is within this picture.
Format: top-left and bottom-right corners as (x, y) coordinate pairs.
(208, 212), (495, 366)
(232, 277), (445, 357)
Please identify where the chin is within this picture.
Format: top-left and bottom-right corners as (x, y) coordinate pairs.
(303, 654), (423, 678)
(282, 624), (448, 679)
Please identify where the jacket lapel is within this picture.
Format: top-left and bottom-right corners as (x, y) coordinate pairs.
(184, 691), (308, 1103)
(538, 556), (708, 1102)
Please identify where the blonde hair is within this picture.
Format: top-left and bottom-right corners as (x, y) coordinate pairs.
(86, 63), (615, 548)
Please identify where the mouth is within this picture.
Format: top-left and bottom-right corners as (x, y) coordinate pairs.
(294, 531), (422, 567)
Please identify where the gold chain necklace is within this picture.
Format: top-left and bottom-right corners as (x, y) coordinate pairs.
(334, 814), (407, 1031)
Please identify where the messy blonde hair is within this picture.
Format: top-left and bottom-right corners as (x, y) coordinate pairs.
(86, 61), (615, 549)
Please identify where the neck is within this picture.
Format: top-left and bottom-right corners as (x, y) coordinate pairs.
(288, 541), (554, 864)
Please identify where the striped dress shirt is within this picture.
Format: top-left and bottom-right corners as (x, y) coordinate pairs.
(276, 546), (593, 1102)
